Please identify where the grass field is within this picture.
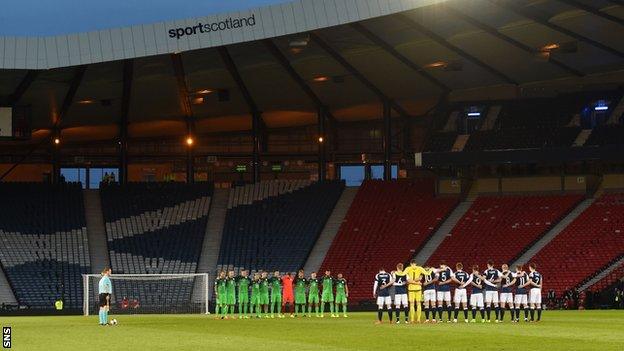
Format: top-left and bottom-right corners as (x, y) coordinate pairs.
(2, 311), (623, 350)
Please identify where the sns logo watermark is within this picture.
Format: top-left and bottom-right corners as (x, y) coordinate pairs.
(2, 327), (10, 349)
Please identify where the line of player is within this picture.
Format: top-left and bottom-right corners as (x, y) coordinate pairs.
(374, 260), (543, 324)
(214, 269), (349, 319)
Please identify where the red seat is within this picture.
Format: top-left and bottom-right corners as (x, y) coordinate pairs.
(318, 179), (458, 304)
(532, 193), (624, 295)
(427, 194), (583, 276)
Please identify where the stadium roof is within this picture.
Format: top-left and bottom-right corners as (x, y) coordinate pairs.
(1, 0), (624, 144)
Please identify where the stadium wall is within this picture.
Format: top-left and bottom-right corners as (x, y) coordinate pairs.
(441, 176), (597, 196)
(0, 163), (51, 182)
(603, 174), (624, 190)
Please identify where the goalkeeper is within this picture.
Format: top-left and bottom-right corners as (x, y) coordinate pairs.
(405, 259), (428, 323)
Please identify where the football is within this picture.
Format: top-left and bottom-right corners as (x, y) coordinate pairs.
(110, 319), (118, 326)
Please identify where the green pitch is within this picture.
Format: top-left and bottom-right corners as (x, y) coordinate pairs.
(2, 311), (623, 351)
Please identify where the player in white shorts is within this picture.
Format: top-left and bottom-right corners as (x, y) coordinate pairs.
(499, 264), (516, 322)
(422, 266), (437, 322)
(469, 265), (485, 323)
(391, 263), (409, 324)
(513, 264), (531, 322)
(528, 263), (543, 322)
(451, 263), (471, 323)
(373, 268), (393, 324)
(436, 261), (454, 322)
(483, 260), (502, 322)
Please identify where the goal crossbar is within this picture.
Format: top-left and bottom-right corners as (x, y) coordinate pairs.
(82, 273), (209, 316)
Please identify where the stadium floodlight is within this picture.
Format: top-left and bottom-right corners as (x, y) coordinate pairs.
(467, 112), (481, 117)
(594, 106), (608, 111)
(82, 273), (210, 316)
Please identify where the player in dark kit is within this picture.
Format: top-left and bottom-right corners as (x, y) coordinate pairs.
(392, 263), (409, 324)
(483, 260), (502, 323)
(514, 264), (531, 322)
(451, 263), (471, 323)
(499, 264), (516, 322)
(528, 263), (543, 322)
(423, 266), (438, 323)
(436, 262), (454, 322)
(373, 268), (393, 324)
(470, 265), (485, 323)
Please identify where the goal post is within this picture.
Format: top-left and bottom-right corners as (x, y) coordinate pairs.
(82, 273), (209, 316)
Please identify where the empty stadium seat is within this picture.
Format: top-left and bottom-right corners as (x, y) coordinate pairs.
(217, 180), (344, 274)
(531, 193), (624, 295)
(463, 94), (601, 151)
(0, 182), (90, 309)
(319, 179), (458, 304)
(427, 194), (583, 270)
(587, 262), (624, 293)
(585, 124), (624, 146)
(100, 182), (214, 309)
(424, 132), (458, 152)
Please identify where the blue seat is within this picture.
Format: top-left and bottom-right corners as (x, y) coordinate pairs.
(217, 180), (344, 274)
(0, 182), (90, 309)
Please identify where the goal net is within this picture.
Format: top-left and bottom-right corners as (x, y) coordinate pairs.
(82, 273), (209, 316)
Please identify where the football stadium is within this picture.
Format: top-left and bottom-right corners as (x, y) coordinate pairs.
(1, 0), (624, 350)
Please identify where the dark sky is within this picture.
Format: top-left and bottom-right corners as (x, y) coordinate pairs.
(0, 0), (290, 36)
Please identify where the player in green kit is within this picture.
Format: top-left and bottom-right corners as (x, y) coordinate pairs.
(335, 273), (349, 317)
(294, 270), (307, 317)
(214, 271), (228, 319)
(225, 270), (237, 318)
(250, 272), (261, 318)
(321, 270), (336, 318)
(269, 271), (284, 318)
(259, 271), (270, 318)
(237, 269), (251, 319)
(308, 272), (320, 317)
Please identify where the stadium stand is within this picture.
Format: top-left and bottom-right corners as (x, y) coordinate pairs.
(586, 261), (624, 293)
(0, 182), (90, 309)
(462, 94), (608, 151)
(423, 132), (458, 152)
(585, 124), (624, 146)
(531, 193), (624, 295)
(217, 180), (344, 274)
(99, 182), (214, 310)
(319, 179), (459, 304)
(426, 194), (583, 269)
